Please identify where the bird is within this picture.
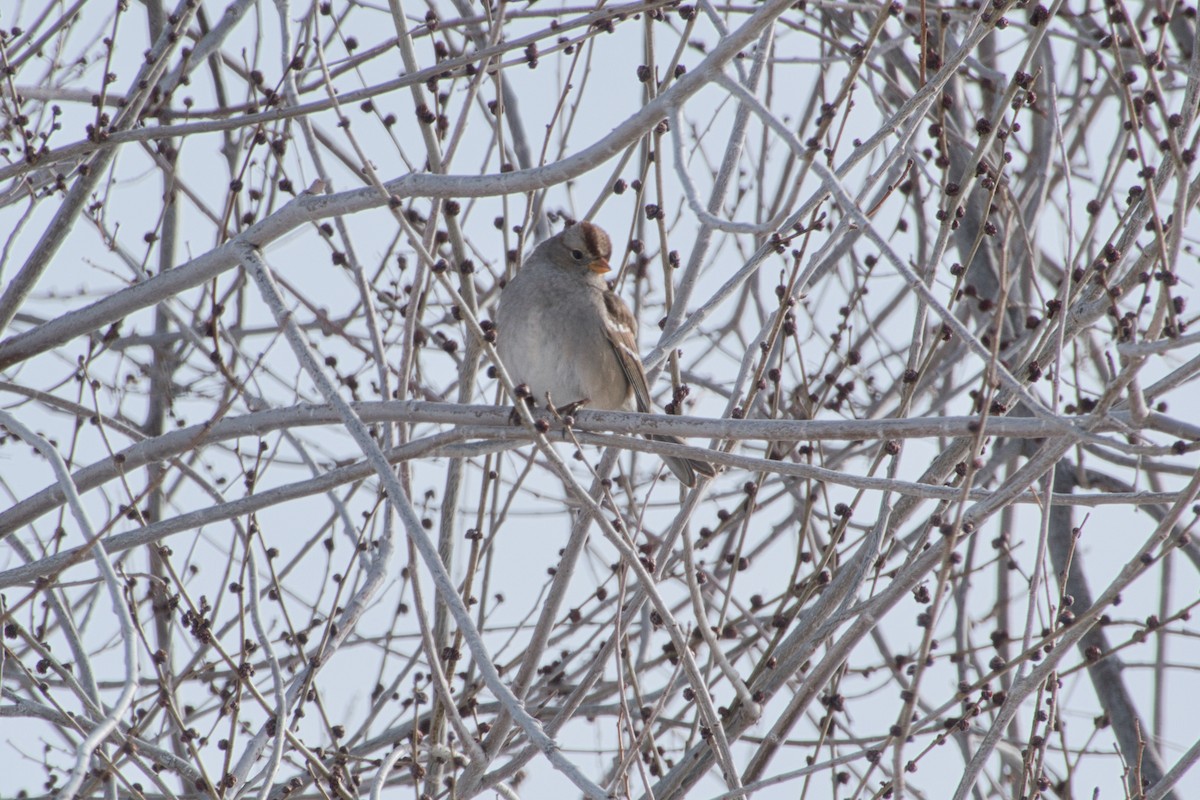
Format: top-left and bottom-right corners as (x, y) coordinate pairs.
(496, 221), (716, 486)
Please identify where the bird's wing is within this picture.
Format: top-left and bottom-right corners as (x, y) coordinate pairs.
(601, 290), (652, 413)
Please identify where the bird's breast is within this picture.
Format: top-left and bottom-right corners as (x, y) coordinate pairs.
(497, 277), (631, 410)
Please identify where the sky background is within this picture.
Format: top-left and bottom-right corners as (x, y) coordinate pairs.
(1, 0), (1199, 797)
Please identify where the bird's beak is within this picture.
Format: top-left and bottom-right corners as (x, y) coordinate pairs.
(588, 259), (611, 274)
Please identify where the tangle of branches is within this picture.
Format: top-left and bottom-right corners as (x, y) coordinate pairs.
(0, 0), (1198, 798)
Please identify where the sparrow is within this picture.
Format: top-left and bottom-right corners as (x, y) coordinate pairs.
(496, 221), (716, 486)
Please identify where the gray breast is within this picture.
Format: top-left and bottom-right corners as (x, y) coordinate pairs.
(497, 268), (631, 410)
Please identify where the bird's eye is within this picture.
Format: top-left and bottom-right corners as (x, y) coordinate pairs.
(571, 250), (585, 261)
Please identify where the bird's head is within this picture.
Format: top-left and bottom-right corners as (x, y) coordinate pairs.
(539, 221), (612, 275)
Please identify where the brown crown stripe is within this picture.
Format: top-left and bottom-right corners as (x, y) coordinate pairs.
(580, 221), (611, 259)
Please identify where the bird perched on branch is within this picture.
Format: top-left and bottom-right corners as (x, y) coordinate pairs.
(496, 221), (716, 486)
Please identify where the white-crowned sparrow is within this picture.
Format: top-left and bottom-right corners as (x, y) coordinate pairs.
(496, 221), (716, 486)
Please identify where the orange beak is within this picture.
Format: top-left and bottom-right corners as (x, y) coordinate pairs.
(588, 259), (611, 274)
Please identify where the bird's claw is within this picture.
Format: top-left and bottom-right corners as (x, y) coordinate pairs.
(508, 396), (537, 425)
(552, 398), (589, 417)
